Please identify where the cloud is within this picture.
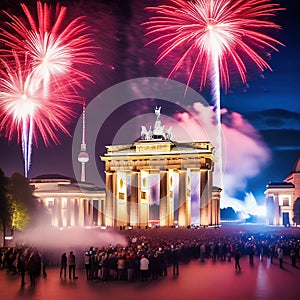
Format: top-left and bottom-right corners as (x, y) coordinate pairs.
(164, 102), (271, 211)
(245, 109), (300, 131)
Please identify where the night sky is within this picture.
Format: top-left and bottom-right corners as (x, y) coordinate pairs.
(0, 0), (299, 214)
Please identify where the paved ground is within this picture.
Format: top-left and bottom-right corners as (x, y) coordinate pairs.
(1, 255), (300, 300)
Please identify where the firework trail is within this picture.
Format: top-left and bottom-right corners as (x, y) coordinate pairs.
(144, 0), (284, 187)
(0, 52), (79, 177)
(0, 1), (97, 93)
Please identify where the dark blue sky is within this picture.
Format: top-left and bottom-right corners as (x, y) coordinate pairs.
(0, 0), (299, 208)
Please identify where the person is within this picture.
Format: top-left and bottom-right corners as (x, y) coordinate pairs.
(140, 255), (149, 281)
(68, 251), (77, 279)
(41, 251), (48, 278)
(84, 252), (91, 280)
(27, 251), (41, 287)
(171, 247), (180, 276)
(277, 247), (284, 269)
(234, 250), (241, 271)
(60, 253), (67, 279)
(200, 243), (205, 263)
(248, 244), (255, 266)
(18, 249), (28, 286)
(125, 252), (136, 281)
(101, 253), (109, 281)
(290, 248), (296, 268)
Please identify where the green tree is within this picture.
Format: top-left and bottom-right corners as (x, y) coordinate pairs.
(0, 168), (9, 246)
(8, 173), (50, 228)
(292, 198), (300, 225)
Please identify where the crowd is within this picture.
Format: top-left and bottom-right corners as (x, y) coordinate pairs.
(1, 226), (300, 285)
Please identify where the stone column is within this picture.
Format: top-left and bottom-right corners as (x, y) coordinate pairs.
(178, 170), (187, 227)
(200, 170), (209, 226)
(130, 172), (139, 227)
(79, 198), (85, 226)
(159, 171), (168, 226)
(274, 194), (280, 225)
(66, 198), (71, 226)
(207, 170), (212, 226)
(83, 199), (88, 226)
(74, 198), (79, 226)
(89, 199), (94, 226)
(53, 197), (59, 227)
(105, 171), (115, 227)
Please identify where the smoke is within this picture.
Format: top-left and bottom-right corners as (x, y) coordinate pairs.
(15, 226), (127, 250)
(163, 102), (271, 215)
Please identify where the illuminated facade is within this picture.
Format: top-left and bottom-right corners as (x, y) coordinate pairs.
(101, 107), (221, 228)
(265, 157), (300, 226)
(30, 175), (106, 227)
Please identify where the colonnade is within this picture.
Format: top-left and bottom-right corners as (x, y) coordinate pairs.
(44, 197), (105, 227)
(104, 167), (220, 227)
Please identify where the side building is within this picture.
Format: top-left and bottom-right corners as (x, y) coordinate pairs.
(265, 157), (300, 226)
(30, 175), (106, 227)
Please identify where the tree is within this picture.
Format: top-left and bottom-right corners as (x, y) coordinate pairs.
(0, 168), (9, 246)
(292, 198), (300, 226)
(8, 173), (50, 228)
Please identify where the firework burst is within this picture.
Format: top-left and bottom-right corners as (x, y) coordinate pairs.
(144, 0), (284, 187)
(0, 51), (79, 176)
(0, 1), (97, 91)
(144, 0), (284, 92)
(0, 1), (97, 176)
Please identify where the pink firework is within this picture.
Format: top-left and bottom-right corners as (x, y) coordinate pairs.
(0, 1), (97, 91)
(144, 0), (284, 92)
(0, 52), (79, 176)
(144, 0), (284, 188)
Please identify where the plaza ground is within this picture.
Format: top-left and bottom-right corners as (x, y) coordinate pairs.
(1, 253), (300, 300)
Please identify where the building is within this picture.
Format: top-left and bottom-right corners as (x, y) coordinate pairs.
(31, 107), (221, 228)
(30, 175), (106, 227)
(101, 107), (221, 228)
(265, 156), (300, 226)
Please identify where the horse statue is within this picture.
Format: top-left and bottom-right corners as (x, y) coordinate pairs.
(141, 126), (152, 140)
(166, 126), (173, 140)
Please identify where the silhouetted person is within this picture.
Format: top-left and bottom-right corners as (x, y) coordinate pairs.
(290, 248), (296, 268)
(41, 251), (48, 278)
(277, 247), (284, 269)
(68, 251), (77, 279)
(84, 252), (91, 280)
(234, 250), (241, 271)
(60, 253), (67, 278)
(248, 245), (254, 266)
(172, 247), (180, 276)
(18, 250), (28, 286)
(27, 251), (41, 287)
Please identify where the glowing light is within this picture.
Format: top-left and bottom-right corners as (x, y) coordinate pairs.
(144, 0), (284, 188)
(256, 205), (266, 217)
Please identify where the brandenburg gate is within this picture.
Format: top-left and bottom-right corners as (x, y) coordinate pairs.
(101, 107), (221, 228)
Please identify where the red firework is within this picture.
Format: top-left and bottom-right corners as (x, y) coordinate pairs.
(143, 0), (284, 90)
(0, 1), (97, 89)
(0, 51), (78, 146)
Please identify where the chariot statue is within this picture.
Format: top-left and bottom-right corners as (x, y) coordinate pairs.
(140, 107), (173, 141)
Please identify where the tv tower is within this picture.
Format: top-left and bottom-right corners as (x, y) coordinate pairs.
(77, 100), (89, 182)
